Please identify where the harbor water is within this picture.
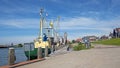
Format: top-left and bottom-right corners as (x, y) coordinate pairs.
(0, 47), (27, 66)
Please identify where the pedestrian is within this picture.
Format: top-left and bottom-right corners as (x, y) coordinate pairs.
(67, 45), (70, 51)
(84, 38), (90, 49)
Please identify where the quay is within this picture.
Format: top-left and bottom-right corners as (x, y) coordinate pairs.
(0, 58), (45, 68)
(16, 45), (120, 68)
(1, 45), (120, 68)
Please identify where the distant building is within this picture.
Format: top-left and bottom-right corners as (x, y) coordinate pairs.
(109, 32), (113, 39)
(75, 38), (82, 43)
(0, 45), (8, 48)
(100, 35), (109, 40)
(88, 36), (99, 42)
(115, 28), (120, 38)
(82, 36), (99, 42)
(110, 28), (120, 38)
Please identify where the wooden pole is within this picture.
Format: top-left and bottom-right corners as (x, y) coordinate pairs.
(45, 46), (48, 57)
(55, 45), (57, 51)
(8, 48), (16, 65)
(51, 45), (54, 53)
(37, 47), (42, 59)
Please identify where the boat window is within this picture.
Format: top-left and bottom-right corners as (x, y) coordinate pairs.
(24, 43), (34, 51)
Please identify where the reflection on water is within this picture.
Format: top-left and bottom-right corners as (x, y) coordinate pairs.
(0, 47), (27, 66)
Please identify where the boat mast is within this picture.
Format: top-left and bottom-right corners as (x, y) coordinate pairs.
(40, 8), (44, 39)
(56, 16), (60, 42)
(57, 16), (60, 34)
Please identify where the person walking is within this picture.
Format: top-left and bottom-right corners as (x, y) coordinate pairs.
(84, 38), (90, 49)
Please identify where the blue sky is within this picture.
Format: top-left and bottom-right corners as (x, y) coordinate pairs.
(0, 0), (120, 44)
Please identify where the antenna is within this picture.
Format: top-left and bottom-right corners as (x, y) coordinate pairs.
(39, 8), (44, 38)
(57, 16), (60, 35)
(40, 8), (44, 16)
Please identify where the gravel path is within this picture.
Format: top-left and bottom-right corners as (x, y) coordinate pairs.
(17, 44), (120, 68)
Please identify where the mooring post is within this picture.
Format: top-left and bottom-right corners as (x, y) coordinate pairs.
(51, 45), (54, 53)
(51, 45), (53, 53)
(55, 44), (57, 51)
(8, 48), (16, 65)
(37, 47), (42, 59)
(45, 46), (48, 57)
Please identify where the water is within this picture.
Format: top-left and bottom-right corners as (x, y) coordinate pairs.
(0, 47), (27, 66)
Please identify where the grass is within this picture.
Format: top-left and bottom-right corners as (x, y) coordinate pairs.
(93, 38), (120, 46)
(73, 44), (86, 51)
(73, 43), (93, 51)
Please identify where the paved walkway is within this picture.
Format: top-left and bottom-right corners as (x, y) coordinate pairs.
(17, 44), (120, 68)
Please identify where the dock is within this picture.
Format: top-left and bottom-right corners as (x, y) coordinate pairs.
(16, 45), (120, 68)
(1, 45), (120, 68)
(0, 58), (45, 68)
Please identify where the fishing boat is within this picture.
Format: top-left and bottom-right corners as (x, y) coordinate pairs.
(24, 9), (54, 60)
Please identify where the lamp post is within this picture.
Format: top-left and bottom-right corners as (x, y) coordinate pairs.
(64, 32), (67, 45)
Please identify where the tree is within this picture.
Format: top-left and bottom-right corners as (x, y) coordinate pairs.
(72, 40), (75, 43)
(17, 44), (23, 47)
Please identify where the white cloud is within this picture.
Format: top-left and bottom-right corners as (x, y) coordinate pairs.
(0, 16), (120, 43)
(1, 17), (119, 33)
(0, 36), (36, 45)
(67, 31), (107, 41)
(0, 19), (40, 28)
(58, 17), (120, 40)
(0, 0), (40, 14)
(60, 17), (120, 31)
(60, 17), (97, 27)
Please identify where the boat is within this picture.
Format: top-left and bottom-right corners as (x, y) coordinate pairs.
(24, 9), (54, 60)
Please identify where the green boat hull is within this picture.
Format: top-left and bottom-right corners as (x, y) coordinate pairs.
(24, 48), (51, 60)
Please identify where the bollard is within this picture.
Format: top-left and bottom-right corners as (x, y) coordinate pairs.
(51, 45), (55, 53)
(45, 46), (48, 57)
(37, 47), (42, 59)
(55, 45), (58, 51)
(8, 48), (16, 65)
(54, 45), (57, 51)
(51, 45), (54, 53)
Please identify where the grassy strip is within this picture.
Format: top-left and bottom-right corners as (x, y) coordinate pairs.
(93, 38), (120, 46)
(73, 43), (94, 51)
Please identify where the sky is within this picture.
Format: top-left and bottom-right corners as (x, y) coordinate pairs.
(0, 0), (120, 45)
